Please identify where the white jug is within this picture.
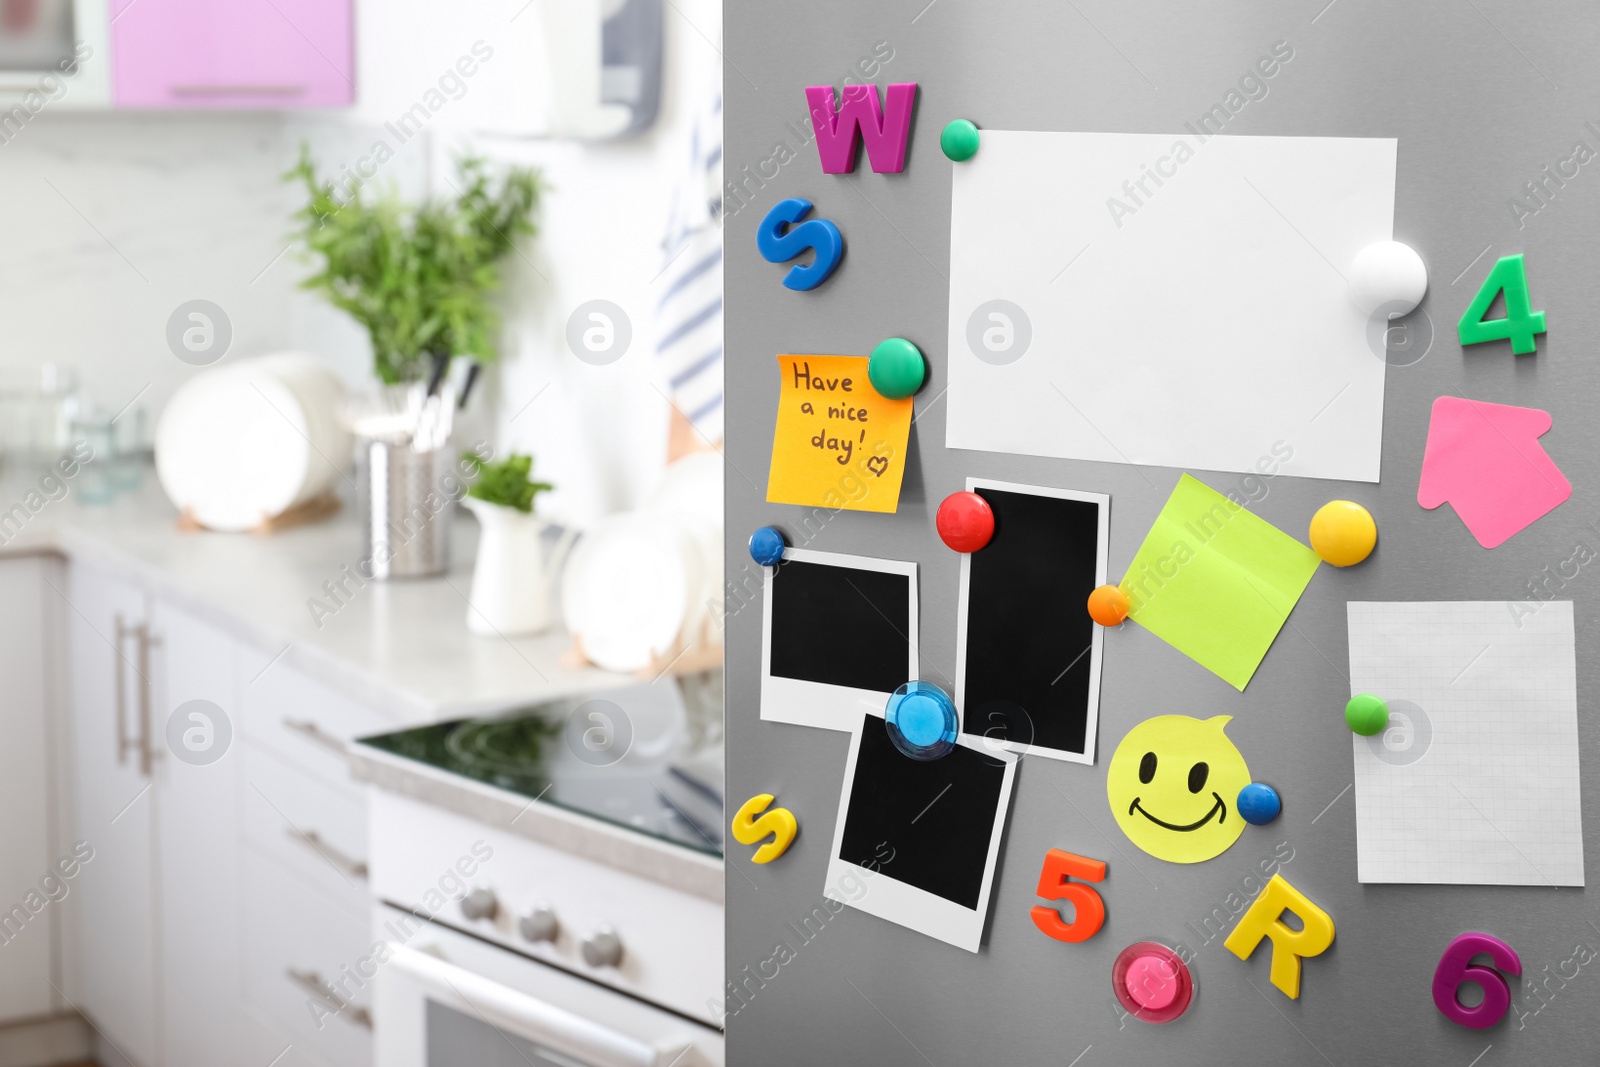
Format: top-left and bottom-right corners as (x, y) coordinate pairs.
(462, 497), (577, 637)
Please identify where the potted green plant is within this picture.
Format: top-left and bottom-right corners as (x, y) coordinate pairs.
(285, 149), (542, 580)
(459, 453), (572, 636)
(285, 148), (542, 385)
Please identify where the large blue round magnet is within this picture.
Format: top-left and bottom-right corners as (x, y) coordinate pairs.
(1237, 782), (1282, 826)
(885, 681), (959, 761)
(748, 526), (786, 567)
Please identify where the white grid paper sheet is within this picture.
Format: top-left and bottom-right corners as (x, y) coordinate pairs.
(1348, 601), (1584, 886)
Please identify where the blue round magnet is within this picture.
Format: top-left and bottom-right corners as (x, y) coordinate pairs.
(885, 681), (958, 761)
(749, 526), (786, 567)
(1237, 782), (1281, 826)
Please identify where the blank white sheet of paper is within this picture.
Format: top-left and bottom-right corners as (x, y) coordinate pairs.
(1348, 601), (1584, 886)
(946, 131), (1396, 482)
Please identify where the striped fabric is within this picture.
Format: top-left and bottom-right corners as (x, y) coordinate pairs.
(655, 84), (724, 442)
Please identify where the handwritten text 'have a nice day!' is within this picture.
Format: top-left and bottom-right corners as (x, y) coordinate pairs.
(794, 360), (873, 466)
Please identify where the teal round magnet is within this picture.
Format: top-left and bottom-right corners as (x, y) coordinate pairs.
(1237, 782), (1281, 825)
(1345, 693), (1389, 736)
(885, 681), (958, 761)
(748, 526), (786, 567)
(868, 337), (925, 399)
(940, 119), (980, 162)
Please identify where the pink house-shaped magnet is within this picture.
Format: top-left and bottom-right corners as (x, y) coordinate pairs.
(1417, 396), (1571, 549)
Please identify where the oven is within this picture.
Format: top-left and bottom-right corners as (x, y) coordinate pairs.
(374, 904), (723, 1067)
(356, 692), (725, 1067)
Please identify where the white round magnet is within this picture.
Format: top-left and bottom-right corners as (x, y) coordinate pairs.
(1348, 241), (1427, 319)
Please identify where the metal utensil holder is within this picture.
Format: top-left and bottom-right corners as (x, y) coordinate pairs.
(356, 437), (451, 579)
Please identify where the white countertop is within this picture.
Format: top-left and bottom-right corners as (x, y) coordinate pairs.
(1, 468), (634, 722)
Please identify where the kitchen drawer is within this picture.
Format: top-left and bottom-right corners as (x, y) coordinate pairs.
(241, 743), (369, 910)
(243, 850), (372, 1067)
(239, 653), (396, 793)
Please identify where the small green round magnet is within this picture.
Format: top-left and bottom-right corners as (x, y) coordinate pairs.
(940, 119), (980, 162)
(868, 338), (925, 399)
(1345, 693), (1389, 736)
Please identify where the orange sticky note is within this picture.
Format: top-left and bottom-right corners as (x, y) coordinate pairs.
(766, 355), (913, 514)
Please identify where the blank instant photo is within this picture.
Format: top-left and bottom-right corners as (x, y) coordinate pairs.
(825, 710), (1018, 953)
(761, 548), (919, 732)
(956, 479), (1109, 764)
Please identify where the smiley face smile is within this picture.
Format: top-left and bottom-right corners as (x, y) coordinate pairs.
(1129, 792), (1226, 832)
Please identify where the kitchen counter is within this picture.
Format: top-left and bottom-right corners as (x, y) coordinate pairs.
(2, 465), (726, 900)
(0, 469), (634, 721)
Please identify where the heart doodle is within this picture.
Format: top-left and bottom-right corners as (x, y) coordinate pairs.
(866, 455), (890, 477)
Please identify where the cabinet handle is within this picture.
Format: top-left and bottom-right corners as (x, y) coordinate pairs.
(285, 968), (373, 1030)
(113, 616), (155, 776)
(137, 628), (159, 778)
(170, 84), (307, 97)
(283, 717), (348, 758)
(287, 828), (368, 880)
(113, 615), (135, 768)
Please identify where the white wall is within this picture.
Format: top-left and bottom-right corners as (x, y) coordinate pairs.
(0, 0), (721, 527)
(0, 112), (323, 418)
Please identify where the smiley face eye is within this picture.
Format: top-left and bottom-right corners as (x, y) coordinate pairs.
(1188, 762), (1209, 793)
(1139, 751), (1157, 784)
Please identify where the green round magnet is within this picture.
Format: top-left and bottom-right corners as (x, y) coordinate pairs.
(940, 119), (980, 162)
(868, 338), (925, 399)
(1345, 693), (1389, 736)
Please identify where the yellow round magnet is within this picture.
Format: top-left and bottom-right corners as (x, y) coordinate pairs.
(1309, 500), (1377, 567)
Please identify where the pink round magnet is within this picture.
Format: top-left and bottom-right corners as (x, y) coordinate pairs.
(1125, 955), (1180, 1010)
(1112, 942), (1193, 1024)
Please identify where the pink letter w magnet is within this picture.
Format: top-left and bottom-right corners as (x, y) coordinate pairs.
(805, 83), (917, 174)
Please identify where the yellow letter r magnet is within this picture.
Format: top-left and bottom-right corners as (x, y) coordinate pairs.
(1224, 873), (1335, 998)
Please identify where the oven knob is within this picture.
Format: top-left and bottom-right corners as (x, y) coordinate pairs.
(519, 903), (559, 943)
(460, 888), (499, 922)
(580, 927), (624, 968)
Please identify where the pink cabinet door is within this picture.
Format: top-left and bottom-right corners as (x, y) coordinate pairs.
(110, 0), (353, 107)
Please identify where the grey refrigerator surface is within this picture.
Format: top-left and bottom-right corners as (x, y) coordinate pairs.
(724, 2), (1600, 1063)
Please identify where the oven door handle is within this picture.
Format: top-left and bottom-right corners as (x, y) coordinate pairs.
(385, 942), (676, 1067)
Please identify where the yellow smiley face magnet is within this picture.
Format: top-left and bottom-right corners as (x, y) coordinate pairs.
(1107, 715), (1252, 863)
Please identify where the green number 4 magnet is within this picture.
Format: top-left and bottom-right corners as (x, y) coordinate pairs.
(1458, 253), (1546, 355)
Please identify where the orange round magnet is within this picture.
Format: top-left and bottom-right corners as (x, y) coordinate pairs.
(1087, 584), (1130, 626)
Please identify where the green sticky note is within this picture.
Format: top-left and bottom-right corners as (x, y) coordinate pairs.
(1120, 474), (1320, 691)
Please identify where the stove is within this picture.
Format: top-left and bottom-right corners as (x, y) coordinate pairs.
(358, 699), (724, 857)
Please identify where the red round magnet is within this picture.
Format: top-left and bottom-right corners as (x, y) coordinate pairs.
(936, 491), (994, 553)
(1111, 942), (1193, 1024)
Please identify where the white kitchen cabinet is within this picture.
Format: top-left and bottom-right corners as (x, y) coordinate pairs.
(61, 563), (293, 1067)
(241, 743), (369, 908)
(242, 848), (373, 1067)
(238, 647), (396, 798)
(0, 556), (60, 1023)
(149, 598), (255, 1067)
(62, 560), (159, 1066)
(237, 643), (389, 1067)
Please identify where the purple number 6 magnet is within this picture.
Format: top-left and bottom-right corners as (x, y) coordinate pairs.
(1432, 932), (1521, 1029)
